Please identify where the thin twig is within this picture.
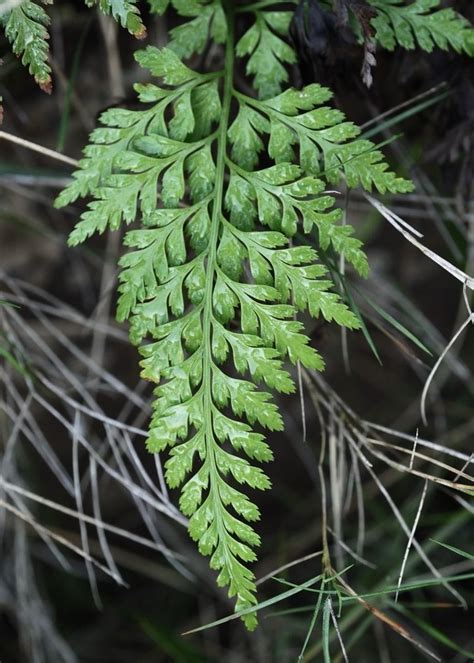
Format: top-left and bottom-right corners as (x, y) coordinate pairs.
(0, 130), (78, 167)
(409, 429), (419, 471)
(395, 480), (428, 603)
(256, 550), (323, 586)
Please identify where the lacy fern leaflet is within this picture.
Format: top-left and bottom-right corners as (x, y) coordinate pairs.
(56, 3), (415, 627)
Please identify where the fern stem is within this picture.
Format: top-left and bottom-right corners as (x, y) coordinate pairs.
(201, 0), (235, 535)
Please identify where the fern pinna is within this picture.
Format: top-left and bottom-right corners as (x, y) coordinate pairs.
(56, 1), (415, 628)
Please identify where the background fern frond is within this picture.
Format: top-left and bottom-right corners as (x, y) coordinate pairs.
(235, 0), (474, 96)
(3, 0), (473, 92)
(369, 0), (474, 54)
(1, 0), (52, 92)
(87, 0), (147, 38)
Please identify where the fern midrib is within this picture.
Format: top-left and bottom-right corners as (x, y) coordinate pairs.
(201, 1), (235, 548)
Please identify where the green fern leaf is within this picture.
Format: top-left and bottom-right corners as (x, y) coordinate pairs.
(236, 10), (296, 99)
(145, 0), (226, 57)
(167, 0), (226, 58)
(56, 4), (416, 628)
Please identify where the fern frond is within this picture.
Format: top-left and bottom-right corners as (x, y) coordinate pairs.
(236, 9), (296, 99)
(147, 0), (226, 57)
(0, 0), (148, 90)
(369, 0), (474, 54)
(1, 0), (52, 92)
(86, 0), (147, 38)
(234, 1), (474, 97)
(56, 3), (416, 628)
(169, 0), (226, 58)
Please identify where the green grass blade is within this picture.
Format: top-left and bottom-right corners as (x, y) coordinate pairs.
(182, 572), (325, 635)
(430, 539), (474, 560)
(322, 598), (331, 663)
(356, 289), (432, 355)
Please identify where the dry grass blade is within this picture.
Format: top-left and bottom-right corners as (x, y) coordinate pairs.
(0, 269), (197, 613)
(72, 419), (102, 608)
(13, 522), (78, 663)
(365, 194), (474, 289)
(0, 498), (125, 584)
(421, 314), (474, 425)
(0, 131), (78, 167)
(256, 550), (324, 587)
(363, 438), (474, 492)
(337, 576), (442, 662)
(348, 434), (467, 609)
(0, 478), (185, 558)
(395, 480), (429, 603)
(326, 527), (376, 569)
(328, 597), (349, 663)
(32, 390), (185, 523)
(366, 423), (472, 464)
(302, 369), (470, 612)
